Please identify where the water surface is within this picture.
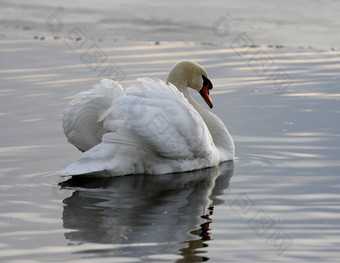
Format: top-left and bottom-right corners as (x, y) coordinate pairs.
(0, 38), (339, 262)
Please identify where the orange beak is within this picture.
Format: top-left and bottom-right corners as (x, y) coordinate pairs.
(199, 76), (213, 108)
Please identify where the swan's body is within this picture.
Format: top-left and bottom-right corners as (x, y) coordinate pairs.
(61, 61), (234, 176)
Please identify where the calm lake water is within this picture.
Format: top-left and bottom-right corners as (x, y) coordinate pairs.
(0, 38), (339, 262)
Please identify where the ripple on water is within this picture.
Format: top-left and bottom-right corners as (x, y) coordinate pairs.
(0, 39), (339, 262)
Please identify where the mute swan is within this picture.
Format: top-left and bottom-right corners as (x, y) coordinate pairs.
(61, 61), (234, 176)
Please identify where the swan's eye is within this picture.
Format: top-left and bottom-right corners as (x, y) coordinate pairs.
(202, 75), (213, 90)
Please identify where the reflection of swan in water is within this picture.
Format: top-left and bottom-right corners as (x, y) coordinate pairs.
(60, 161), (234, 262)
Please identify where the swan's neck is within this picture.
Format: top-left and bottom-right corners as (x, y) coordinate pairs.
(166, 65), (235, 159)
(167, 77), (218, 130)
(180, 87), (234, 159)
(181, 88), (213, 125)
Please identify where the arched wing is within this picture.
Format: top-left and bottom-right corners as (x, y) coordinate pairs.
(114, 78), (215, 159)
(62, 79), (124, 152)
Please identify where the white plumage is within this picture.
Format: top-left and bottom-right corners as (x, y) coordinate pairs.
(61, 61), (234, 176)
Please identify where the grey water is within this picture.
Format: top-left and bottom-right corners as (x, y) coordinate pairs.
(0, 38), (339, 263)
(0, 0), (340, 262)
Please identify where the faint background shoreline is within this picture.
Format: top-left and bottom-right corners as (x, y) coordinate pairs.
(1, 0), (340, 49)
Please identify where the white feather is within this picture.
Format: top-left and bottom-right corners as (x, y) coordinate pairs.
(61, 62), (234, 176)
(62, 79), (124, 152)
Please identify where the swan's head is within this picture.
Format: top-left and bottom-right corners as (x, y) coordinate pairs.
(167, 61), (214, 108)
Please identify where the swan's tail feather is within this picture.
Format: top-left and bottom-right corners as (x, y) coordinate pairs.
(60, 142), (121, 176)
(60, 132), (150, 177)
(62, 79), (124, 152)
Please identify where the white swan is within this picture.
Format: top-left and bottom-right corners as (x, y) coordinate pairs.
(61, 61), (234, 176)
